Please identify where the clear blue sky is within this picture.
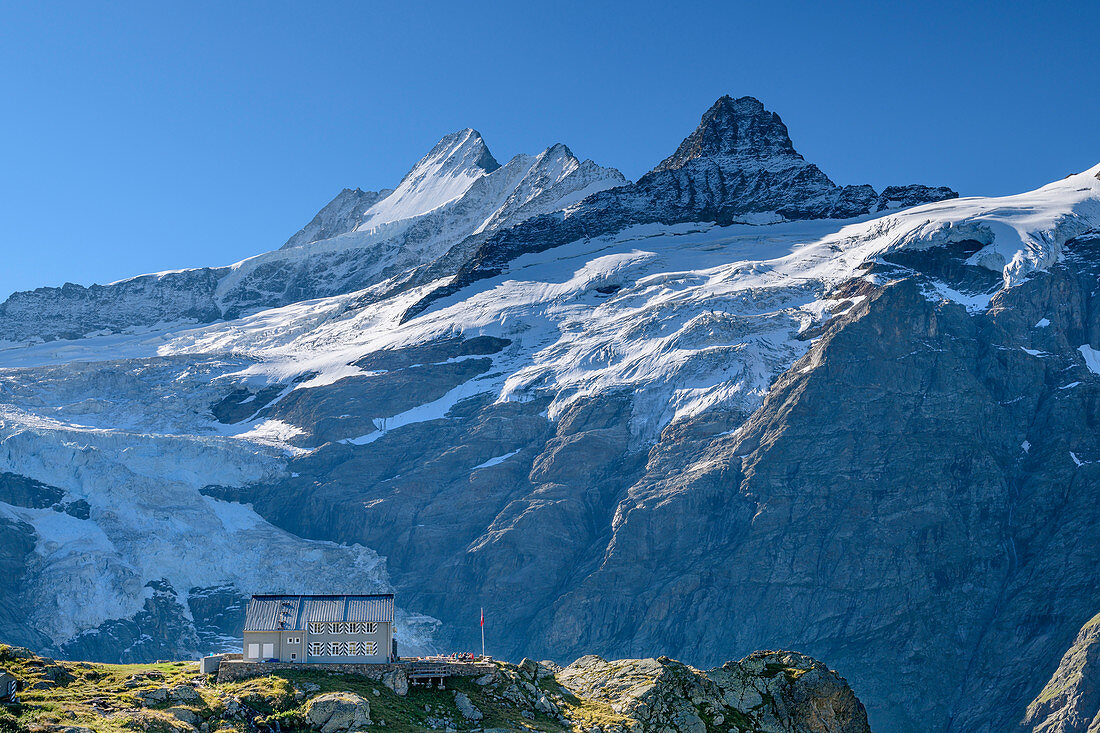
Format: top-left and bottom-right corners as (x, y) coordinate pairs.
(1, 1), (1097, 300)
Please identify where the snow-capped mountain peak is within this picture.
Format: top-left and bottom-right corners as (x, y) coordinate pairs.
(358, 128), (501, 229)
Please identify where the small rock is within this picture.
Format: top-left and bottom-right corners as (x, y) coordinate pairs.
(453, 691), (483, 721)
(137, 687), (169, 705)
(371, 689), (380, 697)
(42, 664), (73, 683)
(536, 660), (562, 679)
(166, 706), (202, 726)
(474, 672), (496, 686)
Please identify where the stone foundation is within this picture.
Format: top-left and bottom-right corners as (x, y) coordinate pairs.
(216, 661), (399, 683)
(215, 659), (494, 684)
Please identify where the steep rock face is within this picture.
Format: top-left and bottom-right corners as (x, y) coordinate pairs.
(527, 232), (1100, 732)
(877, 184), (958, 211)
(0, 268), (226, 343)
(281, 187), (389, 249)
(1021, 612), (1100, 732)
(0, 515), (45, 650)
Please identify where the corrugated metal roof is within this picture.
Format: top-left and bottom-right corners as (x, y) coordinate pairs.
(244, 594), (394, 631)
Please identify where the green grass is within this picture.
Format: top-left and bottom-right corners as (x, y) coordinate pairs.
(0, 643), (579, 733)
(0, 645), (644, 733)
(219, 668), (568, 733)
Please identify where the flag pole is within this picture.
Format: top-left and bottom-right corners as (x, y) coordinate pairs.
(480, 607), (485, 658)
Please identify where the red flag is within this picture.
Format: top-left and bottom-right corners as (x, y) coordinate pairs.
(480, 608), (484, 627)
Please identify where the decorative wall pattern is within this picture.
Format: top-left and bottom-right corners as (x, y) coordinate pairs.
(307, 622), (378, 634)
(307, 641), (377, 657)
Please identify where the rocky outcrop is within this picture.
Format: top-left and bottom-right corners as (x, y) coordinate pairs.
(0, 516), (46, 651)
(57, 580), (202, 664)
(0, 268), (226, 343)
(557, 651), (870, 733)
(1021, 613), (1100, 732)
(452, 690), (483, 721)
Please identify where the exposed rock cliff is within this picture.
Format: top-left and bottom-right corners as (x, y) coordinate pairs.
(1021, 612), (1100, 732)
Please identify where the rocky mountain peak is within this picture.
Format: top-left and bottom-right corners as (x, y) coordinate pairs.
(354, 128), (501, 229)
(417, 127), (501, 176)
(652, 95), (804, 173)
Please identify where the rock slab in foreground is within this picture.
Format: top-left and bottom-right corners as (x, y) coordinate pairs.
(557, 650), (871, 733)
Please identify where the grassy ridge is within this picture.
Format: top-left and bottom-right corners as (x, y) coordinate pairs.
(0, 645), (627, 733)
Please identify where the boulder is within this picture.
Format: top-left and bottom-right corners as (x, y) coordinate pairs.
(137, 687), (170, 706)
(42, 664), (73, 683)
(517, 658), (538, 680)
(536, 661), (561, 679)
(304, 692), (372, 733)
(4, 647), (35, 660)
(168, 685), (202, 704)
(453, 691), (483, 721)
(381, 667), (408, 697)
